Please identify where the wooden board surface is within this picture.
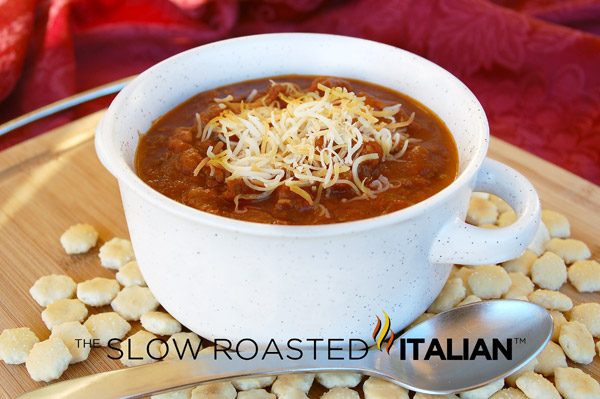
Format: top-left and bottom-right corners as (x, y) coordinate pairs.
(0, 111), (598, 398)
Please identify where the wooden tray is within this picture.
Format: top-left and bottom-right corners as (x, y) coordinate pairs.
(0, 111), (598, 397)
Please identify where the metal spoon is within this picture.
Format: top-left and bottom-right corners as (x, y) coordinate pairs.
(19, 300), (552, 398)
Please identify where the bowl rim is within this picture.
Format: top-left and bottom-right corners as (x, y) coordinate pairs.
(95, 33), (489, 237)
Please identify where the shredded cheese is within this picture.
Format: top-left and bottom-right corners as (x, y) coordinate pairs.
(196, 81), (415, 205)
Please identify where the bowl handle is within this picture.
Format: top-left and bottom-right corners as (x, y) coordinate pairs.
(429, 158), (541, 265)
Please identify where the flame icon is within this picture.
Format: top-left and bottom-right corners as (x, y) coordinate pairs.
(372, 311), (396, 353)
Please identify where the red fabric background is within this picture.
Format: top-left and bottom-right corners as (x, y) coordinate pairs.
(1, 0), (599, 184)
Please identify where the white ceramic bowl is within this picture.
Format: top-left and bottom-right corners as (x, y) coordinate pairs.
(96, 33), (540, 345)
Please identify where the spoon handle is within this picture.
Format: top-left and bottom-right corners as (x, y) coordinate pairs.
(18, 352), (379, 399)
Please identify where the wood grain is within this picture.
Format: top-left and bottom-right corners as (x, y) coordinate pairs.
(0, 111), (598, 398)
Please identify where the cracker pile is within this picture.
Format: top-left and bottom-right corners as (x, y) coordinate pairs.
(1, 193), (599, 398)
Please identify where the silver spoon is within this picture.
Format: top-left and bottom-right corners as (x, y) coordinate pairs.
(19, 300), (552, 398)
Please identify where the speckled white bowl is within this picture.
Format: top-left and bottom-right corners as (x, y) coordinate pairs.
(96, 33), (540, 345)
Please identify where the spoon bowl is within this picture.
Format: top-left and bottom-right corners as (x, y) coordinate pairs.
(19, 300), (552, 398)
(375, 299), (552, 394)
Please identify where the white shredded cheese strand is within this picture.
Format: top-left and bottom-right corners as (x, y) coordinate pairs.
(198, 82), (415, 204)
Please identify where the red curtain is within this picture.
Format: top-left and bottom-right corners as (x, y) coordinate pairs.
(1, 0), (599, 183)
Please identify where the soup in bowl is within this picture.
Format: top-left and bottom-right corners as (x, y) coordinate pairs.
(136, 75), (459, 224)
(95, 33), (540, 345)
